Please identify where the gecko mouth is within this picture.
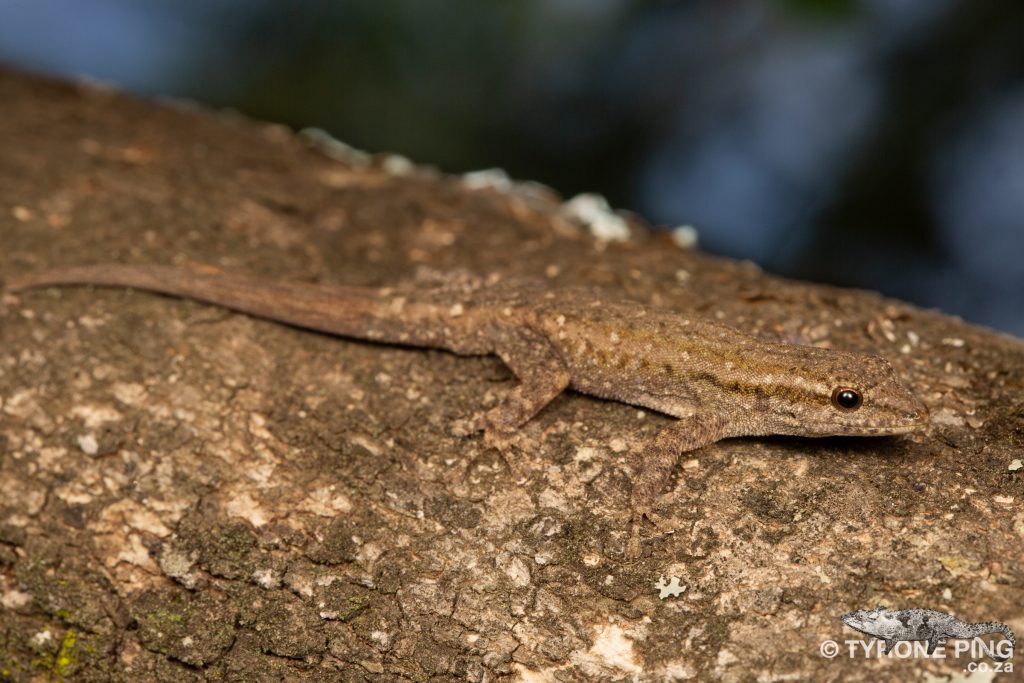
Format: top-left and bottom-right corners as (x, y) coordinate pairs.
(853, 404), (929, 436)
(812, 418), (926, 437)
(861, 423), (922, 435)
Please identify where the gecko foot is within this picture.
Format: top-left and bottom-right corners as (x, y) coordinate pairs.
(625, 504), (672, 559)
(454, 409), (523, 450)
(450, 414), (486, 438)
(453, 411), (517, 442)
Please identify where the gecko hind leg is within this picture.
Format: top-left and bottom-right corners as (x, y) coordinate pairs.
(480, 336), (570, 446)
(627, 413), (728, 558)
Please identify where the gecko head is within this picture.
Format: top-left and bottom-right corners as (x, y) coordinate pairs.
(757, 349), (928, 437)
(842, 608), (897, 638)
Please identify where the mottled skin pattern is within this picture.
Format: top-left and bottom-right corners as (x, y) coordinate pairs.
(7, 265), (928, 555)
(843, 608), (1015, 661)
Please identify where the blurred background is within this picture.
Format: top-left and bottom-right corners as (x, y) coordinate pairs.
(1, 0), (1022, 334)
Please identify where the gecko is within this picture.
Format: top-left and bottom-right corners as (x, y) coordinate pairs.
(6, 264), (928, 552)
(842, 608), (1015, 661)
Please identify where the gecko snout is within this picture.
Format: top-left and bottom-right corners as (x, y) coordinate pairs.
(886, 390), (929, 433)
(906, 394), (929, 426)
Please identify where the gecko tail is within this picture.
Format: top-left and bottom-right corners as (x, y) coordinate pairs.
(6, 263), (466, 350)
(965, 622), (1015, 662)
(5, 263), (385, 333)
(6, 264), (202, 293)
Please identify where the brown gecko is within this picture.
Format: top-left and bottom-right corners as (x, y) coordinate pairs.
(6, 264), (928, 551)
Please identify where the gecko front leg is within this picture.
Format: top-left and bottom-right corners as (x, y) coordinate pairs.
(628, 412), (729, 558)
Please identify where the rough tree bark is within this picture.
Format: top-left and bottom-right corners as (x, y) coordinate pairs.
(0, 69), (1021, 681)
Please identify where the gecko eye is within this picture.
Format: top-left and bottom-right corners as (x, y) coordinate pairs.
(831, 387), (862, 411)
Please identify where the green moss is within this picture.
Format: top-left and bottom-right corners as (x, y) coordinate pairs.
(145, 608), (184, 625)
(1, 654), (24, 678)
(52, 630), (77, 678)
(28, 629), (80, 680)
(337, 596), (369, 622)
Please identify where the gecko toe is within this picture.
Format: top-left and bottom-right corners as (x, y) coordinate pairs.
(448, 415), (516, 451)
(626, 503), (675, 559)
(450, 414), (487, 438)
(626, 524), (644, 559)
(482, 426), (517, 450)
